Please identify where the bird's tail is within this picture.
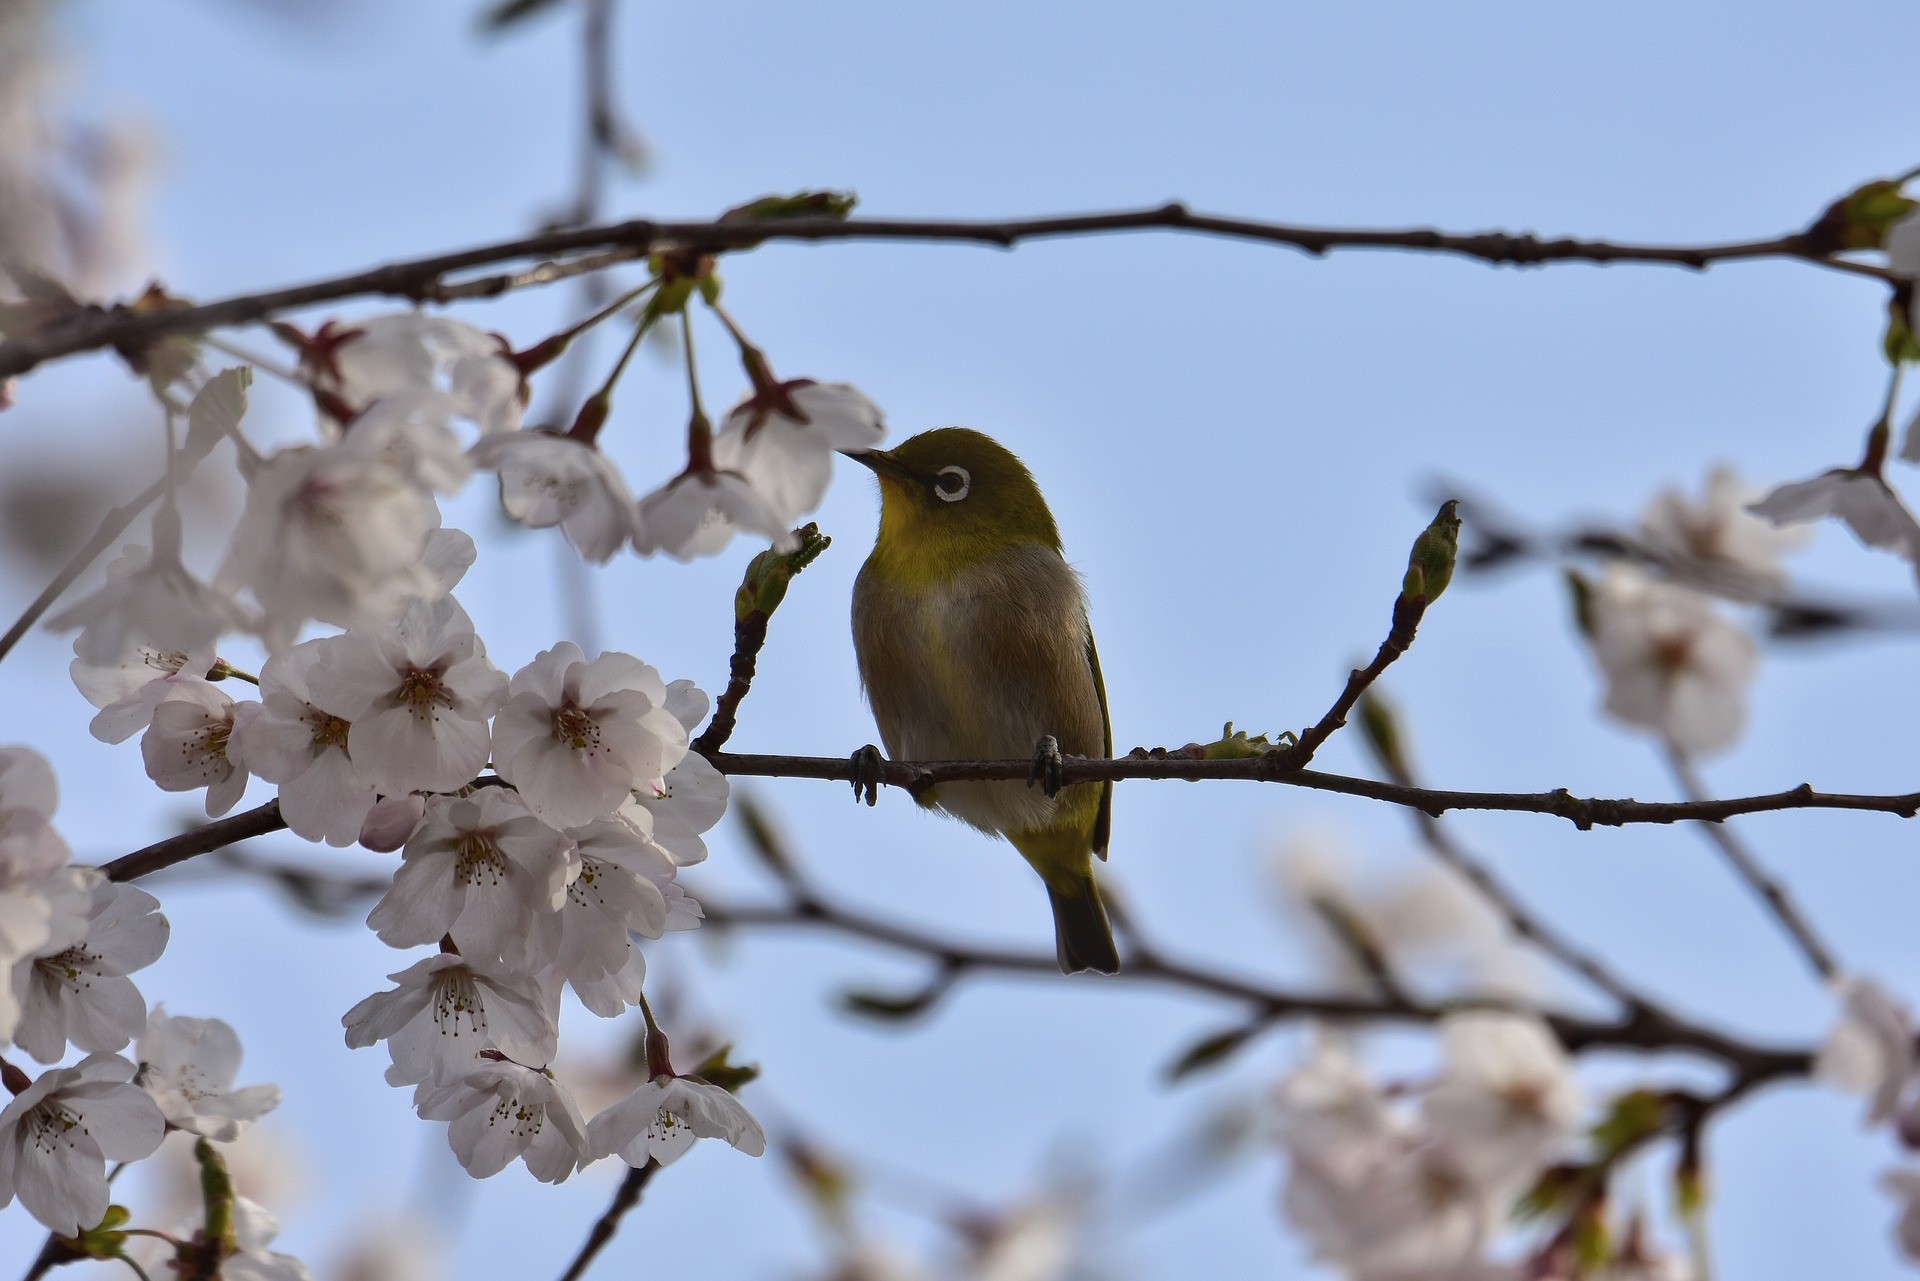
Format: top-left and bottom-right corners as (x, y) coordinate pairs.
(1046, 875), (1119, 975)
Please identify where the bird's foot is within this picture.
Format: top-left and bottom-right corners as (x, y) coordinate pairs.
(849, 744), (885, 807)
(1027, 735), (1065, 798)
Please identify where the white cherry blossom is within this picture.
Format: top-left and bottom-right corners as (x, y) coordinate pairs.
(1271, 1031), (1401, 1181)
(1639, 465), (1807, 597)
(223, 1196), (317, 1281)
(414, 1057), (588, 1183)
(333, 388), (473, 496)
(623, 680), (727, 866)
(1281, 1128), (1497, 1280)
(366, 788), (575, 970)
(1817, 974), (1915, 1128)
(0, 747), (67, 885)
(314, 312), (522, 436)
(1587, 565), (1757, 756)
(633, 466), (795, 561)
(547, 817), (695, 1016)
(0, 1053), (165, 1235)
(342, 954), (556, 1087)
(217, 441), (446, 650)
(710, 381), (886, 523)
(586, 1072), (765, 1167)
(359, 793), (427, 853)
(1748, 467), (1920, 570)
(69, 637), (216, 745)
(307, 595), (506, 795)
(471, 430), (640, 562)
(226, 637), (377, 847)
(135, 1006), (281, 1141)
(47, 508), (247, 666)
(13, 875), (168, 1062)
(1422, 1011), (1583, 1194)
(491, 644), (692, 829)
(140, 680), (254, 817)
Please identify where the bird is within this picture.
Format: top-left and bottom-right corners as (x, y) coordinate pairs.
(847, 428), (1118, 975)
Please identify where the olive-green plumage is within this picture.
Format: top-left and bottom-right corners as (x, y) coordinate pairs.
(850, 428), (1117, 975)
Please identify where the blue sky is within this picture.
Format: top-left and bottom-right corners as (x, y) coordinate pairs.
(4, 0), (1920, 1276)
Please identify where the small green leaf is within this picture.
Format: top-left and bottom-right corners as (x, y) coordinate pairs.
(1590, 1088), (1667, 1160)
(1163, 1025), (1257, 1082)
(689, 1045), (760, 1093)
(720, 191), (859, 223)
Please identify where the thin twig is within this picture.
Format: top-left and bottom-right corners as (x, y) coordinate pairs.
(1664, 745), (1839, 982)
(1278, 587), (1433, 770)
(0, 476), (164, 665)
(555, 1160), (660, 1281)
(0, 206), (1889, 379)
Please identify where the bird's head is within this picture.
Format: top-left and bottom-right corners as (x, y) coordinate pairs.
(849, 428), (1062, 577)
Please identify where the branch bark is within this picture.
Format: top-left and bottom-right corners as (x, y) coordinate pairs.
(0, 207), (1886, 380)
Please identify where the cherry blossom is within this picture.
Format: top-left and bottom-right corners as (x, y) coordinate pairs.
(226, 637), (377, 847)
(1816, 974), (1916, 1128)
(546, 816), (695, 1016)
(633, 466), (795, 561)
(1748, 467), (1920, 570)
(135, 1006), (281, 1141)
(13, 875), (168, 1062)
(1280, 1129), (1497, 1280)
(68, 636), (216, 745)
(343, 954), (556, 1087)
(1271, 1031), (1401, 1180)
(366, 788), (576, 970)
(586, 1072), (765, 1167)
(223, 1196), (318, 1281)
(1587, 565), (1757, 756)
(710, 381), (886, 523)
(359, 793), (427, 853)
(313, 312), (522, 436)
(307, 595), (506, 795)
(0, 747), (67, 884)
(0, 1053), (165, 1235)
(623, 680), (728, 867)
(471, 430), (640, 562)
(1421, 1011), (1583, 1194)
(217, 441), (447, 650)
(140, 680), (255, 817)
(414, 1057), (588, 1183)
(47, 505), (246, 665)
(491, 644), (693, 829)
(334, 387), (473, 496)
(1639, 465), (1807, 597)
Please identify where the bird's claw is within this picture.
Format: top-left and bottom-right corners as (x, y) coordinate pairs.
(1028, 735), (1065, 797)
(849, 744), (885, 807)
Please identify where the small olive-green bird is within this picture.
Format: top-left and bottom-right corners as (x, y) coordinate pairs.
(849, 428), (1118, 975)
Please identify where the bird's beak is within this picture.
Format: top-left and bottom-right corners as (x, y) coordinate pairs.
(842, 449), (920, 484)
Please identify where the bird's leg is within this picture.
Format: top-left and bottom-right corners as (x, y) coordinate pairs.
(1027, 734), (1065, 798)
(849, 744), (886, 807)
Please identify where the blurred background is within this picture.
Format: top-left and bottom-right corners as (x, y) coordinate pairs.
(3, 0), (1920, 1275)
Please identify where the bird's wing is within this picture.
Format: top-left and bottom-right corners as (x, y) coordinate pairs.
(1086, 626), (1113, 861)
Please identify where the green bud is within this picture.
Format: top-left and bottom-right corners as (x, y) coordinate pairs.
(1514, 1163), (1589, 1223)
(1811, 178), (1919, 251)
(1572, 1203), (1612, 1272)
(195, 1136), (237, 1254)
(1185, 722), (1289, 759)
(734, 524), (832, 621)
(1355, 691), (1407, 779)
(1402, 499), (1461, 606)
(720, 190), (859, 223)
(1589, 1088), (1667, 1160)
(689, 1044), (760, 1093)
(1886, 292), (1920, 365)
(647, 276), (696, 319)
(697, 272), (723, 305)
(63, 1204), (132, 1260)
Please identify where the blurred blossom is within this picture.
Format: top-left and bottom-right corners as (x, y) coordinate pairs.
(326, 1213), (445, 1281)
(1422, 1011), (1583, 1196)
(1586, 565), (1757, 756)
(1270, 827), (1540, 999)
(0, 0), (151, 300)
(307, 313), (523, 437)
(1816, 974), (1916, 1128)
(960, 1187), (1089, 1281)
(1884, 1167), (1920, 1265)
(139, 1123), (308, 1229)
(1639, 465), (1806, 598)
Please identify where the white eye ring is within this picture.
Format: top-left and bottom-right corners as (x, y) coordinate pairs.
(934, 466), (971, 502)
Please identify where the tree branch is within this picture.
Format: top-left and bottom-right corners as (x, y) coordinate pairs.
(555, 1160), (660, 1281)
(0, 207), (1887, 380)
(99, 800), (283, 882)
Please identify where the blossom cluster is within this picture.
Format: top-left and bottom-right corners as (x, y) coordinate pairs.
(1270, 1014), (1693, 1280)
(41, 311), (817, 1192)
(1815, 975), (1920, 1261)
(0, 747), (279, 1240)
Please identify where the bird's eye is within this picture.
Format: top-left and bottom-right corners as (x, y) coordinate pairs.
(934, 466), (971, 502)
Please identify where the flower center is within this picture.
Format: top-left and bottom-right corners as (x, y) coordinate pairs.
(431, 970), (487, 1039)
(396, 668), (453, 719)
(552, 704), (601, 752)
(310, 711), (351, 750)
(454, 832), (509, 887)
(25, 1103), (83, 1155)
